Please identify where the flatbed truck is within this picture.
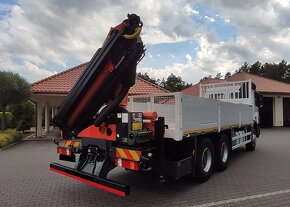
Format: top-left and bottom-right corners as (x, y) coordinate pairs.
(50, 14), (262, 196)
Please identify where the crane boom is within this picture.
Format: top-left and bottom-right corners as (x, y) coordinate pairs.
(53, 14), (145, 138)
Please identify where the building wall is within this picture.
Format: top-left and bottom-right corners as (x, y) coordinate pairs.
(273, 95), (283, 127)
(263, 94), (290, 127)
(283, 97), (290, 126)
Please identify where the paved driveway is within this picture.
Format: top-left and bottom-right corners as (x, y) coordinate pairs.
(1, 128), (290, 207)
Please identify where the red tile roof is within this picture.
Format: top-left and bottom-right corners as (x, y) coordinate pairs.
(227, 72), (290, 94)
(31, 63), (168, 95)
(182, 84), (199, 96)
(182, 72), (290, 96)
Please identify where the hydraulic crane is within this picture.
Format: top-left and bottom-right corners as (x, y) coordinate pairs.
(50, 14), (261, 197)
(51, 14), (155, 196)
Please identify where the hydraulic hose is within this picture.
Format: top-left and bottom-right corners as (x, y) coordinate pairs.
(123, 27), (142, 39)
(93, 85), (130, 127)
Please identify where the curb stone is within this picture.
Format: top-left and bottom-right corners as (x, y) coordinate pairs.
(0, 140), (23, 151)
(0, 133), (36, 151)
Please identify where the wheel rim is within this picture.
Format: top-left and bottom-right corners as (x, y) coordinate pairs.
(202, 148), (212, 172)
(221, 142), (229, 163)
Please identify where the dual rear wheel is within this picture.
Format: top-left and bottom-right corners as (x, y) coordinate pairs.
(195, 135), (230, 182)
(215, 135), (230, 171)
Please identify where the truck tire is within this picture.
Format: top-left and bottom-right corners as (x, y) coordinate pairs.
(246, 128), (257, 152)
(215, 134), (230, 171)
(246, 139), (256, 151)
(255, 124), (260, 138)
(195, 138), (215, 182)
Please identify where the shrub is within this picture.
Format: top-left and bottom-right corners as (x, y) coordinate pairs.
(11, 101), (35, 130)
(0, 129), (23, 148)
(16, 120), (31, 133)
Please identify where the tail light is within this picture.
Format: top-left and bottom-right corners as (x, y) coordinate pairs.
(57, 147), (72, 156)
(115, 159), (140, 171)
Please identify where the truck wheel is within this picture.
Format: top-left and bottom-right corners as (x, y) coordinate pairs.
(246, 139), (256, 151)
(195, 138), (215, 182)
(255, 124), (260, 138)
(246, 129), (257, 152)
(215, 135), (230, 171)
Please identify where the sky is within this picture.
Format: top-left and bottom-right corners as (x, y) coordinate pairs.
(0, 0), (290, 84)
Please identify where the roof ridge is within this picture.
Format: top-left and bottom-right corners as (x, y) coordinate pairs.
(183, 79), (222, 92)
(241, 71), (290, 86)
(31, 62), (88, 86)
(136, 76), (169, 92)
(31, 62), (169, 94)
(200, 78), (226, 83)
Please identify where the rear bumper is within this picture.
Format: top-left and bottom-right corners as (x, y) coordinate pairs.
(49, 162), (129, 196)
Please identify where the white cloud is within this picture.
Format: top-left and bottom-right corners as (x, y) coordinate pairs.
(167, 53), (176, 59)
(0, 0), (202, 82)
(185, 54), (192, 64)
(23, 61), (56, 81)
(0, 55), (55, 82)
(194, 36), (242, 74)
(142, 27), (177, 45)
(205, 16), (215, 22)
(1, 0), (290, 85)
(148, 53), (153, 59)
(183, 4), (199, 16)
(276, 0), (290, 7)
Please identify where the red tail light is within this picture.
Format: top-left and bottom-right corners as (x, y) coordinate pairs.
(115, 159), (140, 171)
(57, 147), (72, 156)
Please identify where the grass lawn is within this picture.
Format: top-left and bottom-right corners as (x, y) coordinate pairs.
(0, 129), (23, 148)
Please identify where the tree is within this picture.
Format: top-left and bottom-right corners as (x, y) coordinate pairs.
(0, 71), (31, 131)
(200, 75), (213, 82)
(249, 61), (262, 75)
(137, 72), (192, 92)
(260, 60), (289, 82)
(215, 72), (222, 79)
(137, 72), (160, 85)
(224, 72), (231, 79)
(10, 101), (35, 132)
(162, 73), (192, 92)
(236, 62), (251, 73)
(233, 60), (290, 84)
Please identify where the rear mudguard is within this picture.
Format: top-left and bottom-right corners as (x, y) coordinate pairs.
(50, 162), (129, 196)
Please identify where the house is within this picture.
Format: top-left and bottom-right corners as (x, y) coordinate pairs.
(30, 63), (168, 137)
(182, 72), (290, 128)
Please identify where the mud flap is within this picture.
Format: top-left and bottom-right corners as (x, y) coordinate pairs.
(49, 162), (129, 196)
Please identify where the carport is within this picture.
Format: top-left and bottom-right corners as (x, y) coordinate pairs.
(30, 63), (168, 138)
(260, 97), (273, 128)
(283, 97), (290, 126)
(226, 73), (290, 127)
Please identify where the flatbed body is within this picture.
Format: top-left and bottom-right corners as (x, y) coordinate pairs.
(127, 86), (254, 141)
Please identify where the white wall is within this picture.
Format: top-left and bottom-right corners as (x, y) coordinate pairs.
(273, 95), (283, 127)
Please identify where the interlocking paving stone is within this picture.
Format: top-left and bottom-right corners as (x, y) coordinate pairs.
(0, 128), (289, 207)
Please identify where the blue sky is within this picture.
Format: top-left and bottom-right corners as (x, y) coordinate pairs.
(193, 3), (237, 42)
(0, 0), (289, 84)
(140, 3), (238, 72)
(0, 0), (16, 19)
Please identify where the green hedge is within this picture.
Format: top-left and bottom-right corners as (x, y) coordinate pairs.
(0, 129), (23, 148)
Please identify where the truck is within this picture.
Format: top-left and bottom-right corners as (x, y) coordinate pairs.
(50, 14), (262, 196)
